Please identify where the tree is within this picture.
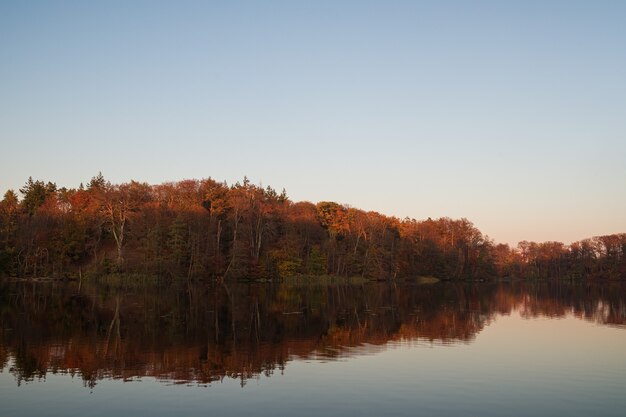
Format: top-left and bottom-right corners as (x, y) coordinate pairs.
(0, 190), (19, 275)
(99, 181), (152, 268)
(19, 177), (57, 216)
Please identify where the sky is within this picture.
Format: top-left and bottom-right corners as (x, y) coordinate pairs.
(1, 0), (625, 246)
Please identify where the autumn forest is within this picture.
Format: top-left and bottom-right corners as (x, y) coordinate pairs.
(0, 175), (624, 281)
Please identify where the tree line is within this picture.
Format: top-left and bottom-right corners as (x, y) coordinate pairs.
(0, 175), (624, 280)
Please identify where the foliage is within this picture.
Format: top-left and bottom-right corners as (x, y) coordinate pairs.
(0, 175), (624, 280)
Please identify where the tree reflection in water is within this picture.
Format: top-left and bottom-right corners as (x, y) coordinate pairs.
(0, 280), (624, 388)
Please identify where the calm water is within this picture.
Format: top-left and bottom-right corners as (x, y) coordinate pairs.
(1, 280), (625, 417)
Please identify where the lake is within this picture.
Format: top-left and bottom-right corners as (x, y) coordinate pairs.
(1, 279), (625, 416)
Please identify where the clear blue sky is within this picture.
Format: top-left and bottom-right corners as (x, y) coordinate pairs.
(1, 1), (625, 246)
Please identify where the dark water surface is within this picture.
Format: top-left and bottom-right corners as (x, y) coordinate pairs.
(1, 280), (625, 416)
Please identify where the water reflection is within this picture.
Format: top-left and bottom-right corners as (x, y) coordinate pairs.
(0, 280), (624, 388)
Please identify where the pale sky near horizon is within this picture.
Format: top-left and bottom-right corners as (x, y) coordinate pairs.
(1, 1), (625, 246)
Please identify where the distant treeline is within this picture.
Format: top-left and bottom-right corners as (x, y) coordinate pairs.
(0, 175), (624, 280)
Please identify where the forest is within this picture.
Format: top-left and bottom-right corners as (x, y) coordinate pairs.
(0, 174), (624, 281)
